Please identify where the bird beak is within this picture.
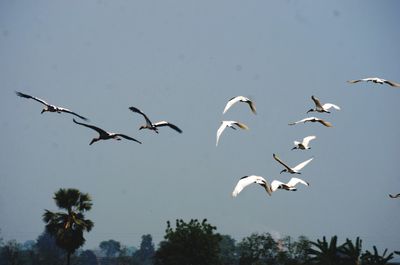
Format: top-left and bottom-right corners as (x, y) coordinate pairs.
(306, 109), (312, 113)
(41, 109), (45, 114)
(280, 170), (285, 174)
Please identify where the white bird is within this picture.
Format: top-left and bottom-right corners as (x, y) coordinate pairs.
(73, 119), (142, 145)
(271, 177), (309, 192)
(347, 77), (400, 88)
(16, 91), (88, 120)
(289, 117), (332, 127)
(273, 153), (313, 174)
(389, 193), (400, 199)
(129, 107), (182, 134)
(216, 121), (249, 146)
(232, 175), (272, 197)
(223, 96), (256, 114)
(292, 135), (316, 150)
(307, 95), (341, 114)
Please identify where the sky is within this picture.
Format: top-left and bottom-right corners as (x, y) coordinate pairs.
(0, 0), (399, 253)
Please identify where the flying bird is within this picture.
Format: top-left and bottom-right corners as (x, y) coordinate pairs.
(216, 121), (249, 146)
(271, 177), (309, 192)
(289, 117), (332, 127)
(129, 107), (182, 134)
(223, 96), (256, 114)
(292, 135), (316, 150)
(16, 91), (88, 120)
(347, 77), (400, 88)
(389, 193), (400, 199)
(307, 95), (341, 114)
(232, 175), (272, 197)
(273, 153), (313, 174)
(73, 119), (141, 145)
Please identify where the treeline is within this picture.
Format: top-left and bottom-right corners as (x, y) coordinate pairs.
(1, 218), (399, 265)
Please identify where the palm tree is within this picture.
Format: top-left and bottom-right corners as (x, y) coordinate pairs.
(308, 235), (342, 265)
(42, 188), (94, 265)
(340, 237), (362, 265)
(361, 246), (394, 265)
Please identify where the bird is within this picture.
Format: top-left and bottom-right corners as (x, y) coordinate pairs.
(289, 117), (332, 127)
(347, 77), (400, 88)
(389, 193), (400, 199)
(307, 95), (341, 114)
(72, 119), (141, 145)
(270, 177), (309, 192)
(223, 96), (256, 114)
(129, 107), (182, 134)
(273, 153), (313, 174)
(15, 91), (89, 120)
(232, 175), (272, 197)
(292, 135), (316, 150)
(216, 121), (249, 146)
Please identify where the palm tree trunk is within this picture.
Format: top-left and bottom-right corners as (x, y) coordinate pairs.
(67, 251), (71, 265)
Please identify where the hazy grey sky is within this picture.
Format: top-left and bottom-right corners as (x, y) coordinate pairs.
(1, 0), (399, 252)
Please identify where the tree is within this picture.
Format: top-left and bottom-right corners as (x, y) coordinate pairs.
(361, 246), (394, 265)
(219, 235), (238, 265)
(34, 230), (65, 265)
(42, 188), (94, 265)
(237, 232), (279, 265)
(78, 250), (98, 265)
(0, 240), (22, 265)
(132, 234), (155, 265)
(340, 237), (362, 265)
(308, 236), (343, 265)
(154, 219), (222, 265)
(99, 239), (121, 258)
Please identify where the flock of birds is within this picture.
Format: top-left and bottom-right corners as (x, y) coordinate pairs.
(15, 76), (400, 199)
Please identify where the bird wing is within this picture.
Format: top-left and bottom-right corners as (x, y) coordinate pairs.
(389, 193), (400, 198)
(73, 118), (108, 136)
(233, 121), (249, 130)
(57, 107), (89, 121)
(287, 177), (309, 188)
(16, 91), (50, 106)
(322, 103), (341, 111)
(273, 153), (292, 171)
(270, 180), (284, 192)
(384, 80), (400, 87)
(216, 122), (228, 146)
(317, 119), (333, 127)
(115, 134), (142, 144)
(246, 100), (257, 114)
(289, 117), (313, 125)
(223, 96), (243, 114)
(311, 95), (323, 109)
(302, 135), (316, 146)
(153, 121), (183, 133)
(232, 175), (267, 197)
(347, 79), (363, 84)
(129, 106), (153, 126)
(292, 157), (313, 172)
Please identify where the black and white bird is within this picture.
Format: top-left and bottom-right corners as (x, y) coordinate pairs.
(129, 107), (182, 134)
(389, 193), (400, 199)
(232, 175), (272, 197)
(347, 77), (400, 88)
(223, 96), (256, 114)
(16, 91), (88, 120)
(270, 177), (309, 192)
(273, 153), (313, 174)
(292, 135), (316, 150)
(307, 95), (341, 114)
(73, 119), (141, 145)
(289, 117), (332, 127)
(216, 121), (249, 146)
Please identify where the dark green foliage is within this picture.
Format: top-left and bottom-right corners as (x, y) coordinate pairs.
(308, 235), (342, 265)
(42, 188), (94, 265)
(132, 234), (155, 265)
(219, 235), (239, 265)
(34, 231), (65, 265)
(78, 250), (98, 265)
(154, 219), (222, 265)
(237, 232), (279, 265)
(340, 237), (362, 265)
(99, 239), (122, 257)
(361, 245), (394, 265)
